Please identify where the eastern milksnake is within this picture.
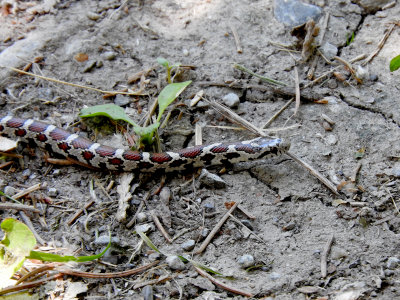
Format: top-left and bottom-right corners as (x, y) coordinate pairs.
(0, 116), (290, 172)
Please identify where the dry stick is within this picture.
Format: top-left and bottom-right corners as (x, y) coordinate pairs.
(0, 203), (40, 213)
(321, 234), (335, 278)
(15, 264), (55, 285)
(195, 123), (203, 146)
(363, 23), (396, 66)
(294, 66), (301, 115)
(194, 266), (253, 297)
(230, 25), (243, 53)
(206, 100), (266, 136)
(285, 151), (339, 196)
(318, 12), (330, 45)
(67, 200), (95, 226)
(195, 202), (239, 254)
(8, 67), (146, 96)
(262, 98), (294, 129)
(0, 274), (64, 296)
(233, 63), (287, 87)
(59, 260), (160, 278)
(151, 211), (172, 243)
(13, 183), (41, 199)
(303, 53), (367, 89)
(19, 211), (46, 245)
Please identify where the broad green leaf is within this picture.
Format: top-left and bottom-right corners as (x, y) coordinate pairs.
(80, 104), (138, 128)
(390, 54), (400, 72)
(157, 57), (169, 68)
(157, 81), (191, 122)
(0, 219), (36, 288)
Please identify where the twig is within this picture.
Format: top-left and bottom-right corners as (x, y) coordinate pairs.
(321, 234), (335, 278)
(318, 12), (330, 45)
(205, 100), (265, 136)
(67, 200), (95, 226)
(285, 151), (339, 195)
(194, 266), (253, 297)
(262, 98), (294, 128)
(195, 202), (239, 254)
(19, 211), (46, 245)
(13, 183), (41, 199)
(294, 67), (300, 115)
(233, 63), (287, 86)
(15, 264), (55, 284)
(0, 203), (40, 213)
(59, 260), (160, 278)
(230, 25), (243, 53)
(195, 123), (203, 146)
(363, 23), (396, 66)
(151, 211), (172, 243)
(0, 274), (64, 296)
(8, 67), (146, 96)
(303, 53), (367, 88)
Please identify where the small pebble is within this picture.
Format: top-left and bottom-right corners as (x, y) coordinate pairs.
(102, 51), (117, 61)
(199, 169), (226, 189)
(349, 258), (361, 268)
(274, 0), (322, 26)
(326, 134), (337, 145)
(94, 235), (120, 245)
(387, 257), (400, 270)
(181, 239), (196, 251)
(355, 65), (369, 81)
(222, 93), (240, 108)
(269, 272), (281, 280)
(4, 186), (19, 196)
(114, 94), (130, 106)
(322, 121), (332, 131)
(136, 224), (154, 234)
(282, 221), (296, 231)
(87, 12), (101, 20)
(83, 60), (97, 73)
(142, 285), (153, 300)
(21, 169), (32, 179)
(237, 254), (255, 268)
(166, 255), (185, 270)
(52, 169), (61, 176)
(331, 248), (347, 260)
(199, 228), (209, 239)
(48, 187), (58, 197)
(182, 48), (189, 56)
(240, 219), (253, 230)
(319, 42), (338, 60)
(148, 252), (162, 261)
(202, 202), (215, 213)
(136, 212), (147, 223)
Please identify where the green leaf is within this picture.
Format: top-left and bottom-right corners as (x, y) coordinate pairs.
(157, 57), (169, 68)
(80, 104), (139, 128)
(157, 81), (191, 122)
(133, 122), (160, 145)
(0, 218), (36, 288)
(390, 54), (400, 72)
(27, 235), (111, 263)
(136, 231), (163, 254)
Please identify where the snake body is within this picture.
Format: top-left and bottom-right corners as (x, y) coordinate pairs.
(0, 116), (290, 172)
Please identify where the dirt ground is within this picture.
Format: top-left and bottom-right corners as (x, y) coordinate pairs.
(1, 0), (400, 299)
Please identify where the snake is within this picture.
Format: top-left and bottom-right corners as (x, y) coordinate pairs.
(0, 116), (290, 172)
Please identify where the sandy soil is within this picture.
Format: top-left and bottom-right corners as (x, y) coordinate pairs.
(1, 0), (400, 299)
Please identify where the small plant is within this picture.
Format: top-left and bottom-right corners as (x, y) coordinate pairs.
(390, 54), (400, 72)
(80, 80), (191, 147)
(157, 57), (181, 84)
